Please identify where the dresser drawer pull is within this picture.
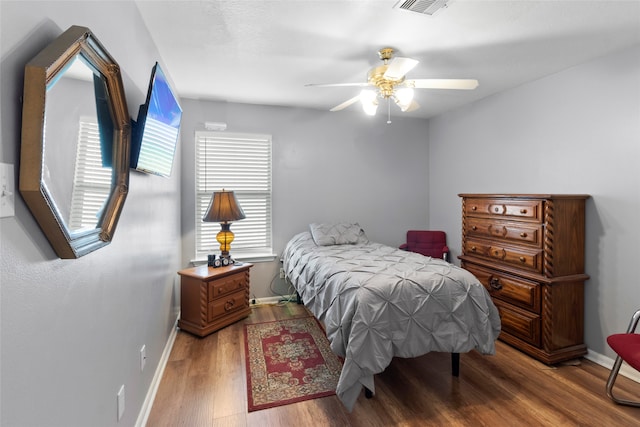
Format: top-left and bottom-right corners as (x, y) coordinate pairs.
(471, 246), (477, 252)
(489, 277), (503, 291)
(472, 225), (477, 231)
(520, 209), (527, 214)
(519, 256), (526, 263)
(472, 206), (477, 211)
(224, 300), (235, 311)
(490, 225), (507, 237)
(520, 232), (528, 238)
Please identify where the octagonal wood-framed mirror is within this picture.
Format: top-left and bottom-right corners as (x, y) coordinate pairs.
(20, 25), (130, 258)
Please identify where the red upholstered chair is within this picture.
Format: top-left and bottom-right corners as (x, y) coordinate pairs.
(606, 308), (640, 407)
(399, 230), (449, 261)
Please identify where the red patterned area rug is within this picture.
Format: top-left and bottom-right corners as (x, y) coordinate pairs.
(244, 316), (342, 412)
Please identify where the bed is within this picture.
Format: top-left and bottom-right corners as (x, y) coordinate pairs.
(282, 223), (501, 411)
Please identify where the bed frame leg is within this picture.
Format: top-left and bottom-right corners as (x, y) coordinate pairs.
(296, 292), (302, 304)
(452, 352), (460, 377)
(364, 387), (373, 399)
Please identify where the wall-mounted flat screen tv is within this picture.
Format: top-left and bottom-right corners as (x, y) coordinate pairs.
(131, 62), (182, 177)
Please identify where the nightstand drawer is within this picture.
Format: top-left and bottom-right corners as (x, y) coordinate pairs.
(465, 198), (542, 222)
(208, 288), (247, 322)
(208, 272), (246, 301)
(465, 218), (543, 247)
(464, 264), (541, 313)
(494, 299), (541, 347)
(465, 238), (543, 273)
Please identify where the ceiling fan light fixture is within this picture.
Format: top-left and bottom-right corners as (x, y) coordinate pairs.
(394, 87), (414, 111)
(360, 90), (379, 116)
(307, 47), (478, 116)
(362, 100), (379, 116)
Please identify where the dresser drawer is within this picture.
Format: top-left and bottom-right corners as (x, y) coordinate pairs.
(208, 288), (247, 322)
(465, 218), (543, 247)
(493, 299), (541, 347)
(465, 198), (542, 222)
(208, 271), (246, 301)
(465, 238), (543, 273)
(464, 264), (541, 313)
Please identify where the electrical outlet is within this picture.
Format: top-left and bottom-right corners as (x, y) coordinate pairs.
(117, 384), (125, 421)
(279, 267), (285, 279)
(140, 345), (146, 372)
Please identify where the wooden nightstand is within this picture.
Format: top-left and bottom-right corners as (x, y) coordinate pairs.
(177, 263), (252, 337)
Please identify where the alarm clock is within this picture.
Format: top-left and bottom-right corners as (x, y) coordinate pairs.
(208, 254), (223, 268)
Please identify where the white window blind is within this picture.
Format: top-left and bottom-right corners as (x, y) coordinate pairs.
(68, 116), (112, 231)
(195, 131), (273, 259)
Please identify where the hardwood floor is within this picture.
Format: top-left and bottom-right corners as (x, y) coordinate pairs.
(146, 303), (640, 426)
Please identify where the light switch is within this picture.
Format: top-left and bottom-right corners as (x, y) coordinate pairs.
(0, 163), (15, 218)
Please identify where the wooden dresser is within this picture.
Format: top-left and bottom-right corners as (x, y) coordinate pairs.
(458, 194), (589, 364)
(177, 263), (252, 337)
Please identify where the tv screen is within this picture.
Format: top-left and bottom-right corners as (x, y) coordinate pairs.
(131, 62), (182, 177)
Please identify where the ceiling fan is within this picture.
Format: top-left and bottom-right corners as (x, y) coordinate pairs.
(306, 47), (479, 119)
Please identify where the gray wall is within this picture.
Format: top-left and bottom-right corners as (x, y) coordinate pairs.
(427, 44), (640, 359)
(179, 100), (431, 298)
(1, 2), (181, 426)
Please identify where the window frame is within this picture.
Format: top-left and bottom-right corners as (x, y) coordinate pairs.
(194, 131), (275, 262)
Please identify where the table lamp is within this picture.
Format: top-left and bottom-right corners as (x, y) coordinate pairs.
(202, 190), (246, 260)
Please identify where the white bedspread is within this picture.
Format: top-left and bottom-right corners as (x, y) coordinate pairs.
(282, 230), (501, 411)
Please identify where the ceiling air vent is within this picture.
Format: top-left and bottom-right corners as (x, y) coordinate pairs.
(394, 0), (451, 16)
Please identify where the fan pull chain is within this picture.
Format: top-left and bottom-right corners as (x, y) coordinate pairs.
(387, 98), (392, 124)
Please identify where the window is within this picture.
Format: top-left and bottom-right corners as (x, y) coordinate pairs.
(68, 116), (112, 231)
(195, 131), (273, 260)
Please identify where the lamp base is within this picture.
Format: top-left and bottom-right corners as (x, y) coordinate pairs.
(216, 222), (235, 259)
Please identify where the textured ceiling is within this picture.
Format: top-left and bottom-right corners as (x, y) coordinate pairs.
(135, 0), (640, 119)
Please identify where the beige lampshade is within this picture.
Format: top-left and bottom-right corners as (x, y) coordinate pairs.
(202, 190), (246, 223)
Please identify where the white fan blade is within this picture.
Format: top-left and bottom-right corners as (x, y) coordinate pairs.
(330, 95), (360, 112)
(305, 82), (369, 88)
(384, 57), (419, 80)
(408, 79), (479, 90)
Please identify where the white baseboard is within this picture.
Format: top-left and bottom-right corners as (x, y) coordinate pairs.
(585, 349), (640, 383)
(135, 319), (179, 427)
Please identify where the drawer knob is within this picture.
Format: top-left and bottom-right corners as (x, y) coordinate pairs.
(520, 209), (527, 214)
(489, 277), (503, 291)
(519, 256), (526, 263)
(520, 232), (528, 238)
(472, 206), (477, 211)
(472, 226), (477, 231)
(224, 300), (235, 311)
(494, 207), (499, 212)
(471, 246), (477, 252)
